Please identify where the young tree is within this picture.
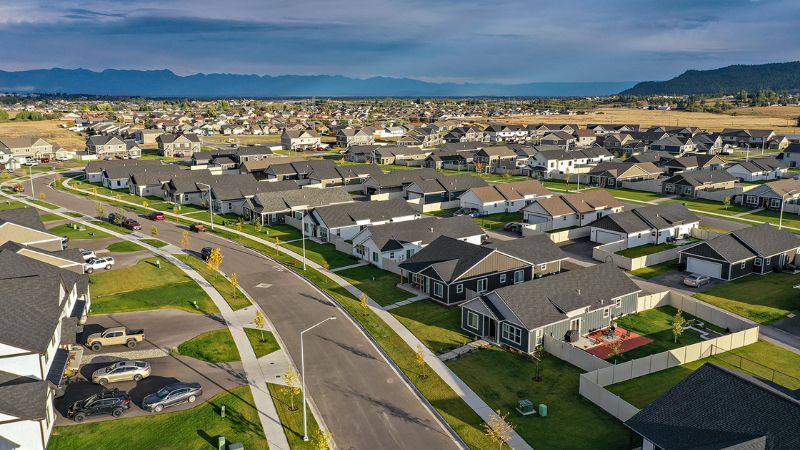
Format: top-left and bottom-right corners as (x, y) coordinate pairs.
(274, 236), (281, 256)
(672, 308), (686, 343)
(312, 429), (333, 450)
(282, 367), (301, 411)
(95, 202), (106, 219)
(206, 248), (223, 271)
(415, 345), (427, 380)
(230, 272), (238, 299)
(142, 200), (149, 209)
(608, 339), (623, 361)
(722, 196), (731, 210)
(483, 410), (515, 450)
(359, 292), (369, 310)
(254, 310), (267, 342)
(181, 230), (190, 249)
(150, 225), (159, 237)
(38, 191), (46, 201)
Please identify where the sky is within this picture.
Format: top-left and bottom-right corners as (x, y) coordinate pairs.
(0, 0), (798, 84)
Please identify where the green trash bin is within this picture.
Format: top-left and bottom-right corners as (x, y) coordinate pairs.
(538, 403), (547, 417)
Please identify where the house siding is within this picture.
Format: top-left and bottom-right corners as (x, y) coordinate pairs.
(538, 292), (638, 345)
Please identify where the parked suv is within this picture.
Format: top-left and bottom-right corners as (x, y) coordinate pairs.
(148, 211), (165, 221)
(68, 389), (132, 422)
(108, 212), (126, 225)
(200, 247), (213, 261)
(122, 218), (142, 230)
(92, 361), (151, 385)
(84, 256), (115, 273)
(79, 249), (97, 262)
(143, 382), (202, 412)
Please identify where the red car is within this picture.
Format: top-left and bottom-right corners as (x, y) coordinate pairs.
(148, 212), (165, 221)
(122, 219), (142, 231)
(40, 158), (50, 163)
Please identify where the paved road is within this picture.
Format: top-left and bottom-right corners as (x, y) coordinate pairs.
(34, 174), (460, 450)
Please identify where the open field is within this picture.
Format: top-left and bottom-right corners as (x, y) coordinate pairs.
(694, 272), (800, 323)
(0, 120), (87, 149)
(485, 106), (800, 133)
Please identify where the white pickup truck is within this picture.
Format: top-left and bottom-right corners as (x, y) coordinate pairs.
(84, 256), (115, 273)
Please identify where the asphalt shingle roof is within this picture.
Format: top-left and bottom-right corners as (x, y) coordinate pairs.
(313, 199), (418, 229)
(0, 207), (48, 232)
(364, 216), (484, 251)
(0, 371), (49, 420)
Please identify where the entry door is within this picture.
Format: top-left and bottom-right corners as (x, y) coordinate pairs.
(488, 319), (497, 341)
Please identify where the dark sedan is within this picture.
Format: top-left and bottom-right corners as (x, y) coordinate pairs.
(143, 382), (202, 412)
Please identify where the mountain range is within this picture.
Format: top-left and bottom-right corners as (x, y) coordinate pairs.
(621, 61), (800, 96)
(0, 68), (635, 98)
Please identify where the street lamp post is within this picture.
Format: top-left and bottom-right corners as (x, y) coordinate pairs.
(301, 316), (336, 441)
(29, 163), (34, 199)
(300, 210), (307, 270)
(779, 190), (797, 230)
(196, 182), (214, 230)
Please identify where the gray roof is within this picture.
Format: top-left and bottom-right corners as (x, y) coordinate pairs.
(247, 187), (352, 214)
(0, 371), (49, 420)
(0, 207), (48, 232)
(663, 170), (736, 187)
(364, 216), (484, 251)
(399, 236), (494, 282)
(313, 199), (418, 229)
(487, 234), (568, 265)
(85, 158), (163, 174)
(593, 203), (698, 234)
(730, 223), (800, 257)
(625, 363), (800, 450)
(681, 234), (757, 263)
(480, 263), (639, 330)
(730, 157), (787, 173)
(364, 168), (440, 188)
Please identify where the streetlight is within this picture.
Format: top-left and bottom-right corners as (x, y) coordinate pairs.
(196, 182), (214, 230)
(29, 162), (34, 199)
(300, 210), (308, 270)
(779, 190), (797, 230)
(300, 316), (336, 441)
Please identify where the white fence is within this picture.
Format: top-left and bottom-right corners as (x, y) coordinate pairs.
(523, 225), (590, 243)
(621, 178), (662, 193)
(543, 335), (611, 372)
(694, 185), (750, 202)
(331, 237), (353, 255)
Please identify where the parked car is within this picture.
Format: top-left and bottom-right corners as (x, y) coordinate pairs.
(108, 212), (126, 224)
(79, 249), (97, 262)
(68, 389), (132, 422)
(84, 256), (115, 273)
(683, 273), (711, 287)
(122, 218), (142, 230)
(92, 361), (151, 385)
(143, 382), (203, 412)
(148, 211), (165, 221)
(453, 208), (479, 217)
(503, 222), (523, 233)
(86, 326), (145, 351)
(200, 247), (213, 261)
(40, 158), (50, 163)
(189, 223), (206, 233)
(56, 155), (69, 161)
(22, 160), (39, 166)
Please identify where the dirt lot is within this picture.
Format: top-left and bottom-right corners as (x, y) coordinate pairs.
(0, 119), (86, 149)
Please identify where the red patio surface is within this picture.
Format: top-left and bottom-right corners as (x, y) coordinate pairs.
(585, 327), (653, 359)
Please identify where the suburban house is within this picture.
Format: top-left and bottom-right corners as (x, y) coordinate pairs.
(578, 146), (615, 164)
(648, 136), (695, 155)
(528, 149), (588, 178)
(0, 207), (66, 251)
(157, 133), (201, 157)
(362, 168), (440, 199)
(281, 129), (321, 150)
(539, 131), (577, 148)
(398, 127), (442, 147)
(311, 164), (383, 189)
(192, 145), (274, 167)
(264, 159), (344, 184)
(625, 363), (800, 450)
(460, 263), (640, 353)
(443, 126), (485, 143)
(398, 234), (567, 305)
(127, 165), (197, 197)
(586, 162), (662, 188)
(0, 246), (91, 450)
(590, 203), (700, 248)
(131, 128), (164, 145)
(336, 128), (375, 147)
(735, 179), (800, 209)
(404, 174), (488, 212)
(242, 187), (352, 225)
(374, 146), (431, 165)
(84, 159), (164, 183)
(306, 199), (420, 242)
(721, 128), (776, 148)
(522, 190), (624, 231)
(424, 150), (473, 170)
(574, 129), (598, 147)
(351, 216), (485, 269)
(484, 124), (527, 143)
(343, 145), (380, 163)
(660, 154), (726, 175)
(0, 137), (57, 161)
(661, 170), (737, 198)
(725, 157), (788, 182)
(459, 180), (553, 215)
(473, 146), (518, 172)
(86, 135), (142, 159)
(678, 223), (799, 280)
(779, 143), (800, 167)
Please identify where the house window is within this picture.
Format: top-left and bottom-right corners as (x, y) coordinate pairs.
(615, 298), (622, 308)
(514, 270), (525, 284)
(535, 329), (543, 345)
(664, 184), (674, 193)
(501, 323), (522, 345)
(434, 282), (444, 298)
(603, 307), (610, 318)
(467, 311), (479, 329)
(765, 257), (771, 265)
(372, 252), (379, 263)
(477, 278), (488, 292)
(500, 274), (507, 283)
(456, 284), (464, 293)
(741, 261), (746, 269)
(754, 257), (763, 267)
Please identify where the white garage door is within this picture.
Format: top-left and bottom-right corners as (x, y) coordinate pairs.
(686, 257), (723, 279)
(593, 230), (623, 244)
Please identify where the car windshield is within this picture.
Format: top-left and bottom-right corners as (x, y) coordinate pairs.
(689, 275), (701, 280)
(156, 386), (173, 398)
(105, 363), (119, 373)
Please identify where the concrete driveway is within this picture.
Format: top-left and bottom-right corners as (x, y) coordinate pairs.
(642, 270), (721, 294)
(55, 355), (245, 425)
(558, 237), (597, 263)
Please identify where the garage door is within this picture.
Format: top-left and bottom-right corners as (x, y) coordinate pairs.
(686, 257), (723, 279)
(593, 230), (623, 244)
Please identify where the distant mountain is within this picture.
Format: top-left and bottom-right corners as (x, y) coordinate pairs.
(0, 68), (635, 98)
(621, 61), (800, 96)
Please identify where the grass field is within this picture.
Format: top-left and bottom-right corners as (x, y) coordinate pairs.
(473, 211), (523, 230)
(49, 386), (266, 450)
(606, 188), (666, 203)
(87, 219), (134, 234)
(743, 209), (800, 231)
(694, 272), (800, 323)
(0, 200), (25, 211)
(616, 243), (676, 258)
(336, 265), (412, 307)
(267, 383), (323, 450)
(90, 257), (218, 315)
(280, 239), (358, 269)
(607, 340), (800, 408)
(106, 241), (145, 253)
(391, 300), (473, 354)
(47, 223), (110, 240)
(667, 198), (749, 216)
(140, 238), (168, 248)
(177, 329), (241, 363)
(630, 260), (679, 279)
(448, 347), (629, 450)
(175, 254), (252, 310)
(38, 213), (63, 222)
(0, 119), (87, 149)
(244, 328), (280, 358)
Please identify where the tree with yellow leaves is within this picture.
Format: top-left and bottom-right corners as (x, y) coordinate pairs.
(483, 410), (515, 450)
(415, 344), (427, 380)
(230, 272), (238, 299)
(150, 225), (159, 237)
(38, 191), (46, 201)
(180, 230), (190, 249)
(254, 310), (267, 342)
(312, 429), (333, 450)
(282, 367), (300, 411)
(206, 248), (223, 271)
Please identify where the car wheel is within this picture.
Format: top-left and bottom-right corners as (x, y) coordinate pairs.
(91, 343), (102, 351)
(74, 413), (86, 422)
(126, 339), (137, 348)
(188, 395), (197, 403)
(133, 374), (142, 382)
(111, 408), (123, 417)
(154, 404), (164, 413)
(86, 267), (94, 274)
(98, 378), (108, 386)
(105, 265), (112, 270)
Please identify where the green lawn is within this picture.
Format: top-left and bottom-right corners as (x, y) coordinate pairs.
(630, 260), (680, 279)
(473, 211), (523, 230)
(439, 169), (531, 183)
(607, 340), (800, 408)
(141, 238), (168, 248)
(616, 243), (677, 258)
(280, 239), (358, 269)
(90, 258), (218, 315)
(72, 181), (174, 211)
(29, 199), (59, 209)
(606, 188), (665, 203)
(743, 209), (800, 231)
(667, 198), (749, 216)
(694, 273), (800, 323)
(88, 219), (134, 235)
(244, 328), (280, 358)
(336, 265), (412, 307)
(268, 383), (322, 450)
(177, 329), (241, 363)
(38, 213), (62, 222)
(48, 386), (267, 450)
(175, 254), (252, 310)
(391, 300), (473, 354)
(47, 223), (110, 240)
(423, 207), (458, 217)
(0, 200), (25, 211)
(448, 347), (629, 450)
(106, 241), (145, 253)
(65, 211), (85, 218)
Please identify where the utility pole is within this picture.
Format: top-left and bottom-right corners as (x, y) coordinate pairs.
(300, 317), (336, 441)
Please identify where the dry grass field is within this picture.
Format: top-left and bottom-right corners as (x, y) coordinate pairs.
(485, 106), (800, 133)
(0, 120), (86, 149)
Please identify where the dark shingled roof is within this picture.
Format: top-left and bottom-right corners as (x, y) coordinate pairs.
(0, 371), (49, 420)
(487, 234), (568, 265)
(0, 207), (48, 232)
(730, 223), (800, 257)
(399, 236), (494, 282)
(663, 170), (736, 186)
(312, 199), (418, 229)
(592, 203), (698, 234)
(361, 216), (484, 251)
(625, 363), (800, 450)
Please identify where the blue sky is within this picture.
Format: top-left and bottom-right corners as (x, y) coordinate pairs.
(0, 0), (797, 83)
